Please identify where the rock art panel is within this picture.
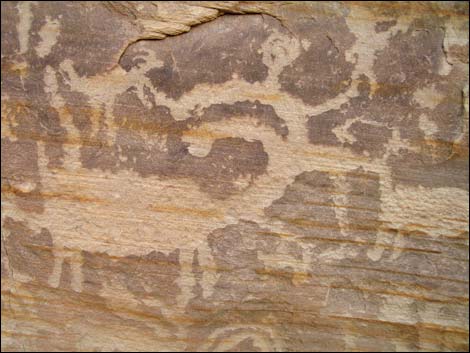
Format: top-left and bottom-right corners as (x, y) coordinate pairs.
(1, 1), (469, 352)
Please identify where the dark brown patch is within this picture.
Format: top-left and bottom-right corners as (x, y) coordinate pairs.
(58, 257), (73, 290)
(31, 2), (138, 77)
(264, 167), (383, 252)
(309, 20), (467, 191)
(375, 20), (397, 33)
(0, 2), (23, 99)
(255, 167), (467, 349)
(191, 249), (203, 299)
(81, 249), (181, 306)
(4, 7), (288, 200)
(448, 43), (469, 63)
(3, 217), (54, 284)
(1, 138), (40, 184)
(183, 137), (269, 197)
(389, 149), (469, 191)
(38, 106), (67, 168)
(342, 167), (382, 244)
(2, 97), (67, 170)
(3, 280), (178, 351)
(308, 75), (393, 158)
(186, 220), (320, 351)
(55, 83), (94, 134)
(1, 137), (44, 213)
(79, 107), (119, 173)
(357, 1), (465, 19)
(1, 2), (72, 171)
(346, 121), (393, 158)
(1, 2), (136, 174)
(121, 15), (280, 99)
(188, 100), (289, 138)
(373, 20), (468, 189)
(307, 107), (348, 148)
(371, 19), (453, 141)
(373, 23), (444, 99)
(77, 85), (281, 199)
(0, 2), (20, 58)
(265, 170), (340, 239)
(1, 235), (8, 279)
(278, 16), (356, 106)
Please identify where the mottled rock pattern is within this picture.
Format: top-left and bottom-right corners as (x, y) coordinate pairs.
(1, 1), (469, 351)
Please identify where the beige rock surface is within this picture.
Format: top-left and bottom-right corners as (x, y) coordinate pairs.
(1, 1), (469, 351)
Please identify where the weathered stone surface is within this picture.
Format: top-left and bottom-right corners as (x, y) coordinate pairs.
(1, 1), (469, 351)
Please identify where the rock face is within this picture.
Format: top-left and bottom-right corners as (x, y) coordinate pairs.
(1, 1), (469, 351)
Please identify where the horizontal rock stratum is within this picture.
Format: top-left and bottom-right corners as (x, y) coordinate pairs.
(1, 1), (469, 351)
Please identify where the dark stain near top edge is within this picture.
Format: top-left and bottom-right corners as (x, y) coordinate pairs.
(37, 1), (137, 77)
(120, 15), (280, 100)
(0, 1), (140, 178)
(0, 2), (20, 58)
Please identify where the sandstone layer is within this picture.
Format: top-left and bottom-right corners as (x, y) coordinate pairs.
(1, 1), (469, 351)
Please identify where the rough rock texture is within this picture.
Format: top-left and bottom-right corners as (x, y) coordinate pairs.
(1, 1), (469, 351)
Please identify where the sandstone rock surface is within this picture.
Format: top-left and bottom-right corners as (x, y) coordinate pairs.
(1, 1), (469, 351)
